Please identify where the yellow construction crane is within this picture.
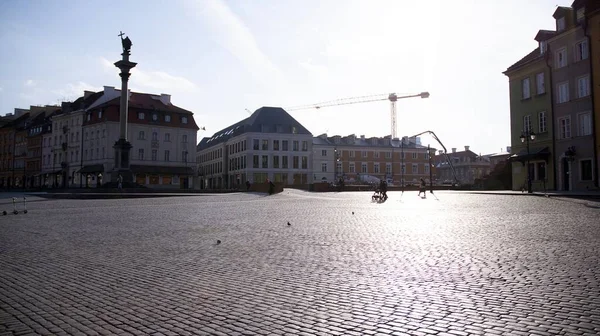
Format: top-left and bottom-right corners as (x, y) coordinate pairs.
(286, 91), (430, 139)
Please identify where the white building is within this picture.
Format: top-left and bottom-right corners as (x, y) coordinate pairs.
(196, 107), (313, 189)
(80, 89), (199, 188)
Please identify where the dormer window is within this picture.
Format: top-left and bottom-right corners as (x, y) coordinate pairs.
(152, 114), (158, 121)
(138, 112), (145, 120)
(181, 116), (188, 124)
(576, 8), (585, 22)
(98, 109), (103, 119)
(540, 41), (547, 55)
(557, 17), (565, 31)
(165, 115), (171, 122)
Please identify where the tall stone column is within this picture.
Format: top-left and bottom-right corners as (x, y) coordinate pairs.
(111, 32), (137, 186)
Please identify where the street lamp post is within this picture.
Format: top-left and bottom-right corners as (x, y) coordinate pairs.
(520, 129), (536, 193)
(401, 138), (405, 193)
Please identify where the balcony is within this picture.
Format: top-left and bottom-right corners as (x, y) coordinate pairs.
(62, 142), (68, 151)
(60, 161), (68, 169)
(151, 140), (159, 149)
(63, 125), (69, 134)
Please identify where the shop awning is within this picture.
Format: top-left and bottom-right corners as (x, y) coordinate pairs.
(509, 147), (551, 163)
(130, 165), (194, 175)
(77, 164), (105, 174)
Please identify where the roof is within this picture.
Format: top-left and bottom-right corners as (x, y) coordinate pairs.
(504, 48), (544, 75)
(534, 29), (557, 42)
(197, 107), (311, 151)
(95, 92), (193, 115)
(312, 133), (431, 150)
(553, 6), (572, 18)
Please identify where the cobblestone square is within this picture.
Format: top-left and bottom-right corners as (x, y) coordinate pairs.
(1, 190), (599, 335)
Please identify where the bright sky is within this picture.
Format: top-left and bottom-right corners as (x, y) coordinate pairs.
(0, 0), (573, 155)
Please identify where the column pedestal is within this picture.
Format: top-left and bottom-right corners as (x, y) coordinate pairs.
(111, 139), (134, 186)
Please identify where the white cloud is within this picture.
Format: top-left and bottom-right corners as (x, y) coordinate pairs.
(24, 79), (36, 87)
(186, 0), (282, 81)
(99, 57), (199, 93)
(51, 82), (102, 101)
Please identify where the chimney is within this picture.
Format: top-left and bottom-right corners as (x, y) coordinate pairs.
(452, 148), (457, 153)
(160, 93), (171, 105)
(438, 150), (443, 155)
(83, 91), (94, 99)
(506, 146), (511, 153)
(360, 135), (365, 140)
(103, 86), (115, 96)
(464, 145), (470, 152)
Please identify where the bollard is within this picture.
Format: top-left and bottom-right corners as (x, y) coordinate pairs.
(23, 197), (27, 214)
(12, 197), (18, 215)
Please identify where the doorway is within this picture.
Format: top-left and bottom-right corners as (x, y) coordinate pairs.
(562, 158), (570, 191)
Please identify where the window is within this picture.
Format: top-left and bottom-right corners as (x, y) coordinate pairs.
(578, 112), (592, 136)
(253, 155), (259, 168)
(164, 150), (170, 162)
(522, 78), (531, 99)
(556, 48), (567, 68)
(575, 40), (589, 61)
(361, 162), (367, 173)
(152, 114), (158, 121)
(152, 150), (157, 161)
(182, 116), (188, 124)
(577, 75), (590, 98)
(302, 141), (308, 151)
(321, 149), (327, 156)
(336, 162), (342, 173)
(261, 124), (269, 132)
(282, 140), (288, 151)
(262, 140), (269, 150)
(581, 159), (593, 181)
(412, 153), (417, 159)
(165, 115), (171, 122)
(139, 149), (144, 160)
(385, 152), (391, 159)
(138, 112), (145, 120)
(102, 129), (106, 138)
(576, 8), (585, 22)
(386, 163), (391, 174)
(536, 73), (545, 94)
(276, 125), (283, 133)
(557, 82), (569, 103)
(273, 155), (279, 168)
(540, 41), (547, 54)
(292, 126), (297, 134)
(282, 156), (288, 168)
(301, 157), (308, 169)
(139, 131), (145, 140)
(152, 132), (158, 141)
(87, 114), (91, 121)
(538, 112), (547, 133)
(374, 152), (380, 159)
(362, 151), (367, 158)
(164, 133), (170, 141)
(262, 155), (268, 168)
(321, 162), (327, 172)
(559, 117), (571, 139)
(99, 110), (103, 119)
(293, 141), (299, 151)
(349, 151), (355, 158)
(557, 17), (565, 31)
(524, 115), (532, 132)
(412, 163), (418, 173)
(274, 140), (280, 151)
(293, 156), (299, 169)
(374, 163), (380, 173)
(349, 163), (355, 173)
(253, 139), (259, 150)
(182, 135), (188, 143)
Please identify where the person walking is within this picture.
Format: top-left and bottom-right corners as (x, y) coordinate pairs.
(418, 178), (426, 197)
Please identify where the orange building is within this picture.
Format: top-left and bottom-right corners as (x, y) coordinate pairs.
(312, 134), (436, 186)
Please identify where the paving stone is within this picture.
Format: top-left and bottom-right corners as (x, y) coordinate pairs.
(1, 192), (600, 335)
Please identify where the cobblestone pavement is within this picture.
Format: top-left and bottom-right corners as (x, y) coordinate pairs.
(1, 190), (599, 336)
